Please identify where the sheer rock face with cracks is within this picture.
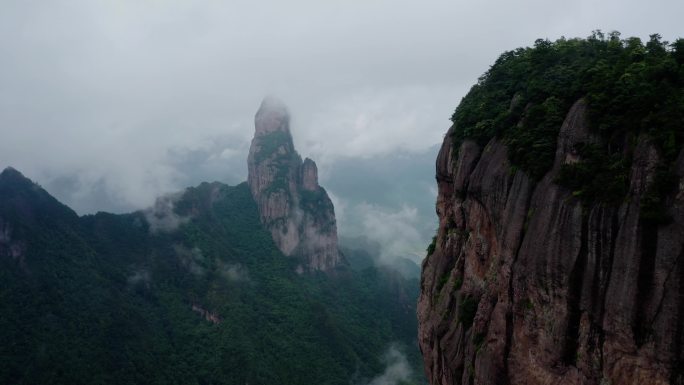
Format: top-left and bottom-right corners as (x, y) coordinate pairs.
(418, 99), (684, 385)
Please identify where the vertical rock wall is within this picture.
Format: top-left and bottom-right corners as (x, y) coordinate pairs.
(418, 99), (684, 384)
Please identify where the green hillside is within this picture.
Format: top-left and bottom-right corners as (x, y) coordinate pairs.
(0, 168), (423, 385)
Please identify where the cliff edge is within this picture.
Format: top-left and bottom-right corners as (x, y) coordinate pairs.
(418, 34), (684, 385)
(418, 98), (684, 384)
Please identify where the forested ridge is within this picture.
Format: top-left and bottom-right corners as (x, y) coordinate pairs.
(451, 31), (683, 217)
(0, 168), (424, 385)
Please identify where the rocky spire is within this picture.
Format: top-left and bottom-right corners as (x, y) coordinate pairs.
(254, 96), (290, 136)
(301, 158), (319, 191)
(247, 97), (342, 272)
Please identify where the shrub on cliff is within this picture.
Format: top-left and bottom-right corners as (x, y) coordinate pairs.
(451, 31), (684, 205)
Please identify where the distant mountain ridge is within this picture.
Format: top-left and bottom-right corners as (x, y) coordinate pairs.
(0, 166), (424, 384)
(0, 100), (425, 384)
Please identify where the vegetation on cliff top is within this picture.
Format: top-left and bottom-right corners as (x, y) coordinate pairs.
(253, 130), (293, 164)
(450, 31), (684, 210)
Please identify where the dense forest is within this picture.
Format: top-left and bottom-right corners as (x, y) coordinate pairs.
(0, 168), (424, 385)
(450, 31), (684, 220)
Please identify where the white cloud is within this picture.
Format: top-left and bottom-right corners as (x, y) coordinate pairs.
(173, 245), (208, 276)
(365, 345), (413, 385)
(1, 0), (681, 214)
(353, 202), (428, 263)
(293, 85), (460, 170)
(127, 269), (151, 286)
(220, 263), (251, 283)
(143, 192), (190, 233)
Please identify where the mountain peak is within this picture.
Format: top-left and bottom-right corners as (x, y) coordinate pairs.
(247, 99), (342, 272)
(0, 167), (78, 226)
(255, 96), (290, 136)
(1, 166), (25, 180)
(0, 167), (37, 192)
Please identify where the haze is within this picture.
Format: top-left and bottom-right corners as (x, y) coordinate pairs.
(1, 0), (681, 261)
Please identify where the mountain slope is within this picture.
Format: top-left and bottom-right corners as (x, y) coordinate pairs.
(0, 168), (424, 385)
(418, 33), (684, 385)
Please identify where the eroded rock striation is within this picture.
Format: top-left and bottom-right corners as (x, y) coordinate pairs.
(418, 99), (684, 384)
(247, 97), (342, 271)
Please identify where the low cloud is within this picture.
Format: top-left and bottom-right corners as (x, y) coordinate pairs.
(322, 148), (439, 266)
(173, 245), (251, 282)
(292, 86), (457, 170)
(174, 245), (207, 276)
(144, 192), (189, 233)
(127, 269), (150, 286)
(365, 345), (413, 385)
(354, 202), (428, 264)
(219, 262), (250, 283)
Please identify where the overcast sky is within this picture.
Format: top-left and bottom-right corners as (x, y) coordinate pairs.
(1, 0), (682, 260)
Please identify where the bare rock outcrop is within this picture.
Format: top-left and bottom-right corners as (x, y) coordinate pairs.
(418, 99), (684, 384)
(247, 97), (342, 271)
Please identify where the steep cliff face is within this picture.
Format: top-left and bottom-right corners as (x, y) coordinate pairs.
(418, 99), (684, 384)
(247, 97), (342, 271)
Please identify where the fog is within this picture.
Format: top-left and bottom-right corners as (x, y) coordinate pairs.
(364, 345), (413, 385)
(1, 0), (681, 260)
